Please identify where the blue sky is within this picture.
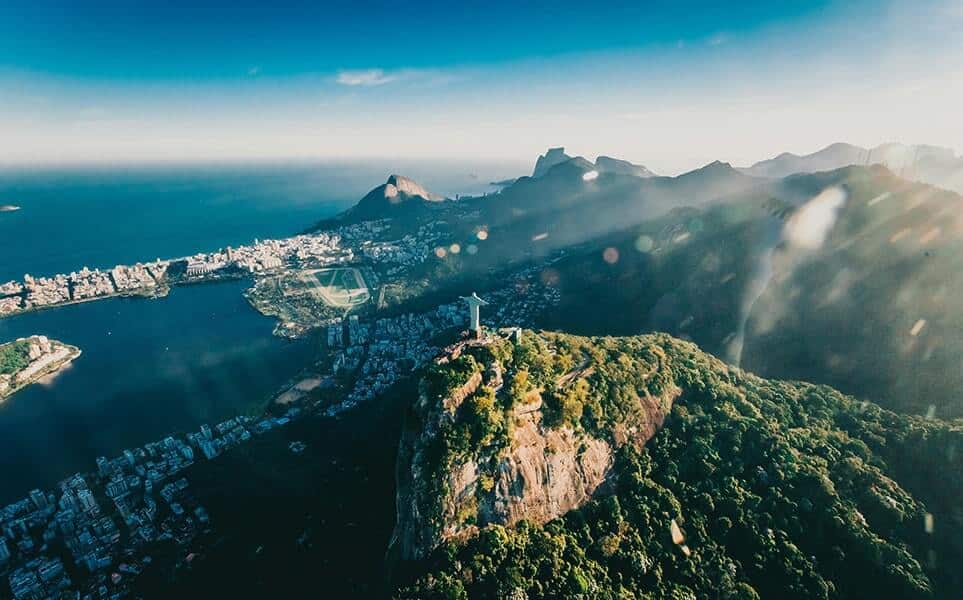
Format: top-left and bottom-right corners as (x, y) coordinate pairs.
(2, 0), (961, 171)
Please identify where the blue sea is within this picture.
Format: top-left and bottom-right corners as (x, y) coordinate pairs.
(0, 160), (522, 504)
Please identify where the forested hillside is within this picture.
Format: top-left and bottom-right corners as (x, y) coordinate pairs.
(394, 331), (962, 599)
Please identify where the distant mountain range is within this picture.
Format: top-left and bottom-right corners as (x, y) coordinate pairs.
(742, 141), (963, 193)
(532, 147), (657, 179)
(173, 145), (963, 597)
(317, 143), (963, 418)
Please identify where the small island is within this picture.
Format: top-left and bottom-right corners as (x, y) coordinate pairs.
(0, 204), (21, 212)
(0, 335), (81, 400)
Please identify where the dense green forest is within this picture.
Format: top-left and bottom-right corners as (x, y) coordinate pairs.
(396, 331), (962, 599)
(0, 340), (30, 375)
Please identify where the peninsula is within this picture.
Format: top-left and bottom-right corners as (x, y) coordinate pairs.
(0, 335), (81, 401)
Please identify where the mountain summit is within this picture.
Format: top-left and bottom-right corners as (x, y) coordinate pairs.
(532, 147), (573, 178)
(316, 174), (442, 227)
(532, 148), (656, 179)
(743, 141), (963, 193)
(383, 174), (436, 201)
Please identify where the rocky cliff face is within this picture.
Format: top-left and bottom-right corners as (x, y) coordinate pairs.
(384, 174), (437, 201)
(389, 332), (679, 563)
(327, 174), (443, 225)
(532, 147), (573, 178)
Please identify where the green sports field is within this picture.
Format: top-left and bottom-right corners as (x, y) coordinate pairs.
(299, 268), (370, 308)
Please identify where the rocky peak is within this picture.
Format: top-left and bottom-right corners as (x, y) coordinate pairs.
(385, 174), (434, 200)
(389, 331), (681, 563)
(533, 147), (573, 178)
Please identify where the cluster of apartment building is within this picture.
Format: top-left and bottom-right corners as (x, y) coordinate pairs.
(357, 223), (445, 276)
(0, 214), (476, 325)
(0, 336), (76, 398)
(0, 261), (169, 318)
(324, 272), (561, 415)
(0, 227), (354, 319)
(0, 406), (303, 599)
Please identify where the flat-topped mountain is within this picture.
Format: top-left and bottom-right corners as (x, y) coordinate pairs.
(532, 147), (656, 179)
(532, 147), (572, 178)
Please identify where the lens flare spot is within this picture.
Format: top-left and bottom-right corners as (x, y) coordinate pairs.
(784, 186), (847, 249)
(919, 227), (941, 245)
(476, 229), (489, 241)
(434, 246), (447, 258)
(466, 244), (478, 255)
(603, 247), (620, 264)
(540, 268), (560, 286)
(449, 243), (461, 254)
(634, 235), (654, 252)
(910, 319), (926, 337)
(890, 228), (911, 243)
(868, 192), (891, 207)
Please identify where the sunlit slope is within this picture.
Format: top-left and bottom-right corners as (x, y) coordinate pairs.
(541, 165), (963, 417)
(742, 168), (963, 418)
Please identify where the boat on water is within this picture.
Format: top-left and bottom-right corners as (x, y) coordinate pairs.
(0, 205), (21, 212)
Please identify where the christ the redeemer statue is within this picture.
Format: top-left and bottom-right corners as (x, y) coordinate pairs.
(462, 292), (489, 338)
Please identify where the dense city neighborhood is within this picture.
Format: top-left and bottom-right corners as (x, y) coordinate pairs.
(0, 274), (559, 598)
(0, 219), (439, 320)
(0, 185), (570, 597)
(0, 408), (303, 599)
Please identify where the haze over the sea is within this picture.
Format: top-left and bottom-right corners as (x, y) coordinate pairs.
(1, 0), (961, 174)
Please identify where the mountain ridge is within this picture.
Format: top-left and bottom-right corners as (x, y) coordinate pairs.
(743, 141), (963, 193)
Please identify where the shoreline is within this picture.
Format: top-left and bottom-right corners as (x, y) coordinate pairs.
(0, 342), (82, 403)
(0, 287), (170, 320)
(0, 271), (279, 322)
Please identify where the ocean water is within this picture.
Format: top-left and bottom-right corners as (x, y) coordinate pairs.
(0, 160), (523, 504)
(0, 161), (520, 281)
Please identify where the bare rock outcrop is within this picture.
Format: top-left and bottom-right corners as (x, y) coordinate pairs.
(389, 332), (678, 563)
(532, 147), (573, 178)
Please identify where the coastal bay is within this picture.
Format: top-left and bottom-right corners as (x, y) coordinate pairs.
(0, 279), (315, 504)
(0, 162), (518, 506)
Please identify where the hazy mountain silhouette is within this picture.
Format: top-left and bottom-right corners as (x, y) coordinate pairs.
(542, 164), (963, 417)
(744, 141), (963, 193)
(532, 147), (573, 177)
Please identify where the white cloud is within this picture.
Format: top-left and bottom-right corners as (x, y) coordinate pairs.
(335, 68), (398, 86)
